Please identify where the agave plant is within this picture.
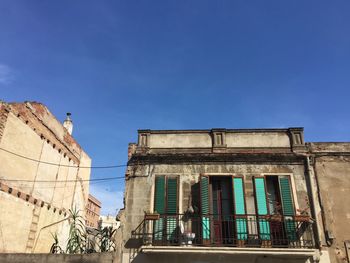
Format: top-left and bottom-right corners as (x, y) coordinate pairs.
(50, 232), (63, 254)
(99, 226), (116, 252)
(65, 207), (86, 254)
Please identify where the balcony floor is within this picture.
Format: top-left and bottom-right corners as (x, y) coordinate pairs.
(141, 245), (319, 262)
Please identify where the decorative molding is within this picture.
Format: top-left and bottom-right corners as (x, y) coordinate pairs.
(211, 129), (227, 152)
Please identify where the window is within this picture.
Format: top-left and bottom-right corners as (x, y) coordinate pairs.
(153, 175), (178, 242)
(199, 175), (247, 245)
(253, 175), (297, 243)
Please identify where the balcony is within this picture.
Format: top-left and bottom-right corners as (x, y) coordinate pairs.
(133, 213), (315, 248)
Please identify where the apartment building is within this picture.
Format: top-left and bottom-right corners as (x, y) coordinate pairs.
(117, 128), (350, 263)
(86, 194), (102, 228)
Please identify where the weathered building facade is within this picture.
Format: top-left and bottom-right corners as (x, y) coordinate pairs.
(86, 194), (102, 228)
(309, 143), (350, 263)
(0, 101), (91, 253)
(118, 128), (350, 263)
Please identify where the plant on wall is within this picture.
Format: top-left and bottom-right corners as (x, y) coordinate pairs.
(65, 207), (86, 254)
(99, 226), (117, 252)
(50, 207), (117, 254)
(49, 232), (63, 254)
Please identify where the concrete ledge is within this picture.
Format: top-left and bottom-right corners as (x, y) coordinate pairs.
(141, 246), (318, 259)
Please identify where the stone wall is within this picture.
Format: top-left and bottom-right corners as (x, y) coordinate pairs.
(0, 252), (118, 263)
(311, 143), (350, 263)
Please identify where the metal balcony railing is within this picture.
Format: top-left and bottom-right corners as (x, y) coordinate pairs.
(133, 213), (315, 249)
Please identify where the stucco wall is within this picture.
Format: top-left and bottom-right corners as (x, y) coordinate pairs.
(0, 191), (34, 252)
(0, 112), (43, 190)
(144, 130), (292, 149)
(0, 102), (91, 253)
(314, 155), (350, 263)
(225, 132), (290, 148)
(149, 133), (212, 148)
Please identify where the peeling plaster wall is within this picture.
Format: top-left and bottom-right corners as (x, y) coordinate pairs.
(312, 146), (350, 263)
(122, 163), (310, 246)
(120, 129), (319, 263)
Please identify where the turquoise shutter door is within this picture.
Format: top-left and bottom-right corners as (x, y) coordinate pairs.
(166, 177), (178, 241)
(154, 176), (165, 241)
(254, 177), (271, 241)
(279, 177), (296, 241)
(233, 178), (248, 240)
(200, 175), (210, 243)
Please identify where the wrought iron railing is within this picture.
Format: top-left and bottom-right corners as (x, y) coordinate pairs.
(133, 213), (315, 248)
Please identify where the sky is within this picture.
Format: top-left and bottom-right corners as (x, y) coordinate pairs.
(0, 1), (349, 215)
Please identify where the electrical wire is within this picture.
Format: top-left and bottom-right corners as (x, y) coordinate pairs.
(0, 176), (125, 183)
(10, 180), (113, 189)
(0, 147), (128, 169)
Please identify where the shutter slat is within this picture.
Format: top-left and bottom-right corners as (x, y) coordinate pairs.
(279, 178), (294, 216)
(154, 176), (165, 214)
(166, 178), (177, 215)
(254, 178), (268, 215)
(279, 177), (297, 241)
(233, 178), (247, 240)
(254, 177), (271, 240)
(154, 176), (166, 242)
(200, 176), (210, 242)
(200, 176), (209, 214)
(233, 178), (246, 215)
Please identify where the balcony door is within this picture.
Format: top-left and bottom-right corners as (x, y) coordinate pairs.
(211, 177), (233, 244)
(200, 175), (247, 245)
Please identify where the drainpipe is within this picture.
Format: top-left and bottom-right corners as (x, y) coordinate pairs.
(294, 152), (322, 250)
(305, 155), (322, 249)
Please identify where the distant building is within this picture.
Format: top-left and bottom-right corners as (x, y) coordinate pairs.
(0, 101), (91, 253)
(99, 215), (120, 229)
(86, 194), (101, 228)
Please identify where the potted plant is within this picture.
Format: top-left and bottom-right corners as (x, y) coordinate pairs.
(295, 208), (312, 222)
(144, 211), (160, 220)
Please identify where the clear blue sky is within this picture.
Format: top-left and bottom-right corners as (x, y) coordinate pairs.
(1, 1), (349, 214)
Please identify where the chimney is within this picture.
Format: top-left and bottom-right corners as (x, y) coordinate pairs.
(63, 112), (73, 135)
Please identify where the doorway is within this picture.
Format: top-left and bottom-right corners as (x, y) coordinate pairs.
(210, 176), (234, 244)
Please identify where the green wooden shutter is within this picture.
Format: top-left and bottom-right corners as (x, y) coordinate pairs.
(154, 176), (165, 214)
(254, 177), (271, 241)
(200, 175), (210, 242)
(166, 178), (178, 241)
(166, 178), (177, 214)
(233, 178), (247, 240)
(279, 177), (296, 241)
(154, 176), (165, 241)
(279, 177), (294, 216)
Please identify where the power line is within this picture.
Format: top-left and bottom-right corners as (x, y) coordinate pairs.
(0, 176), (125, 183)
(0, 147), (128, 169)
(9, 180), (115, 189)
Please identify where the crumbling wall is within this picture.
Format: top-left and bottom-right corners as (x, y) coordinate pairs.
(314, 155), (350, 263)
(121, 162), (311, 263)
